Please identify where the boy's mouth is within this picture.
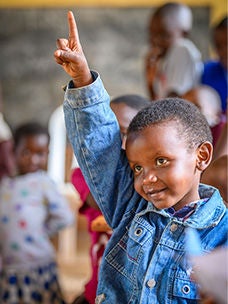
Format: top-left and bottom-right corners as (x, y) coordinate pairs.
(144, 187), (167, 200)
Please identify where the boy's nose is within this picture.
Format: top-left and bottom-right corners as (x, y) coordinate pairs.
(143, 171), (158, 184)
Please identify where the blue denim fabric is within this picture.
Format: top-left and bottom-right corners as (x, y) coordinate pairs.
(64, 72), (228, 304)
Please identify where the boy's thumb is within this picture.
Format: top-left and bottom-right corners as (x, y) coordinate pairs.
(54, 49), (74, 62)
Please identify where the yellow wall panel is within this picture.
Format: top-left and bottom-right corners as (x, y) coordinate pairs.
(0, 0), (227, 23)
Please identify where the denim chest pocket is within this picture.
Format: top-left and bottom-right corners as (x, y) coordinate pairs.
(170, 263), (200, 302)
(105, 223), (152, 283)
(172, 277), (200, 300)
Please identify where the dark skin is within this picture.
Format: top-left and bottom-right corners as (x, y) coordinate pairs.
(126, 121), (212, 211)
(145, 14), (184, 99)
(201, 155), (228, 204)
(148, 14), (182, 59)
(182, 85), (222, 128)
(15, 134), (49, 175)
(110, 102), (139, 149)
(213, 121), (227, 160)
(55, 13), (143, 211)
(54, 11), (215, 302)
(0, 139), (15, 179)
(54, 11), (92, 88)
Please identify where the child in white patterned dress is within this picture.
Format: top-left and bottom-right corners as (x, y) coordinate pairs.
(0, 121), (74, 304)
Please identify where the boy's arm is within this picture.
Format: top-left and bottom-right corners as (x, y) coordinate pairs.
(54, 12), (136, 228)
(54, 11), (93, 88)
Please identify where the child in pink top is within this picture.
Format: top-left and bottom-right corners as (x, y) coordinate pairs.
(71, 168), (111, 304)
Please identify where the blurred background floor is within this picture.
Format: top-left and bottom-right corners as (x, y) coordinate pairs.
(57, 215), (91, 304)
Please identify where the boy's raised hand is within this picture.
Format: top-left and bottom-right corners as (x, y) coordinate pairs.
(54, 11), (93, 88)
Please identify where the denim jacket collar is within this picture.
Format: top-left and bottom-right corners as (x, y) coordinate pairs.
(137, 184), (225, 229)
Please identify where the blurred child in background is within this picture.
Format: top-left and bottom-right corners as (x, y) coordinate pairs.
(0, 121), (74, 304)
(201, 154), (227, 205)
(145, 2), (202, 100)
(201, 16), (227, 147)
(201, 16), (227, 116)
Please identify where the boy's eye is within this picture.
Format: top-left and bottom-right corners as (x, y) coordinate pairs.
(156, 158), (168, 166)
(134, 165), (142, 173)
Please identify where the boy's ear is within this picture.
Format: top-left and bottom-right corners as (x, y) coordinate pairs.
(196, 141), (213, 171)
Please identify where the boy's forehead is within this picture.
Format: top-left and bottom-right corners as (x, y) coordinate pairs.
(128, 121), (181, 141)
(126, 123), (190, 160)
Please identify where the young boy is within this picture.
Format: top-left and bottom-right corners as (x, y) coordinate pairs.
(54, 11), (227, 304)
(145, 2), (202, 100)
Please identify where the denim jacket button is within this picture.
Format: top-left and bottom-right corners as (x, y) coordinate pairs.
(147, 278), (156, 288)
(170, 223), (178, 232)
(182, 284), (191, 294)
(134, 227), (143, 236)
(95, 293), (106, 303)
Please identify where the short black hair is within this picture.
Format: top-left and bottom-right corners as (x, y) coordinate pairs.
(13, 122), (50, 148)
(111, 94), (151, 111)
(128, 97), (212, 151)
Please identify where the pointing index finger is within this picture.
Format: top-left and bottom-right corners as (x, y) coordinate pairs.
(68, 11), (80, 46)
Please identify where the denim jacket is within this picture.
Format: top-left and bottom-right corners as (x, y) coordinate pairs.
(64, 72), (227, 304)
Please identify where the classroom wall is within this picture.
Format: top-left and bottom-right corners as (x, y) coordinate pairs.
(0, 2), (226, 129)
(0, 0), (226, 23)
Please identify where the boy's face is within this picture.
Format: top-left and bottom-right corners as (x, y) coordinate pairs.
(15, 134), (49, 175)
(110, 102), (139, 149)
(149, 15), (182, 58)
(126, 122), (201, 211)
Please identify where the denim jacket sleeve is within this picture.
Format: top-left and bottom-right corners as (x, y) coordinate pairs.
(63, 71), (138, 229)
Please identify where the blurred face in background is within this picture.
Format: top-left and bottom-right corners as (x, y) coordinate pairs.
(15, 134), (49, 175)
(110, 102), (139, 149)
(148, 14), (182, 58)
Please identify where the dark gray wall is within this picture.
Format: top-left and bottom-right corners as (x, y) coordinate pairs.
(0, 7), (210, 130)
